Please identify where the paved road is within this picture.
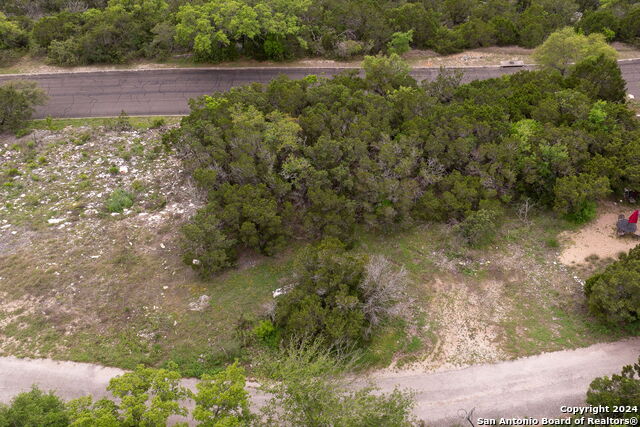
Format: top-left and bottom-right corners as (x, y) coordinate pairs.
(0, 60), (638, 119)
(1, 339), (638, 426)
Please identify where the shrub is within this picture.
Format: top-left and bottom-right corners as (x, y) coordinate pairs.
(47, 38), (82, 66)
(0, 81), (48, 133)
(150, 117), (166, 128)
(584, 245), (640, 324)
(387, 30), (413, 55)
(274, 239), (406, 348)
(553, 174), (610, 223)
(107, 111), (133, 131)
(334, 40), (366, 59)
(586, 356), (640, 418)
(253, 319), (279, 347)
(180, 207), (237, 278)
(454, 209), (499, 248)
(105, 188), (135, 213)
(0, 387), (68, 427)
(258, 338), (416, 427)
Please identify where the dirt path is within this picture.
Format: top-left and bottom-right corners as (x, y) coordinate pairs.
(1, 339), (638, 426)
(559, 206), (639, 266)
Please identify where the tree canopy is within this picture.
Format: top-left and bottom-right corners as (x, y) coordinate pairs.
(0, 0), (634, 65)
(167, 54), (636, 277)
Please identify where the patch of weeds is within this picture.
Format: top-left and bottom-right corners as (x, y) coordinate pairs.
(545, 237), (560, 248)
(112, 247), (142, 269)
(131, 141), (145, 156)
(150, 117), (166, 129)
(107, 111), (134, 132)
(105, 188), (135, 213)
(146, 191), (167, 211)
(357, 320), (408, 369)
(107, 164), (120, 175)
(14, 128), (31, 138)
(166, 343), (243, 377)
(5, 167), (21, 178)
(131, 180), (146, 194)
(72, 133), (91, 146)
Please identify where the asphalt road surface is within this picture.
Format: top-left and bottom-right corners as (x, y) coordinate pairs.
(1, 338), (638, 426)
(0, 60), (638, 119)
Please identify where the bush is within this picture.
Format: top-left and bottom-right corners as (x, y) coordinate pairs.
(586, 356), (640, 419)
(105, 188), (135, 213)
(566, 54), (627, 102)
(274, 239), (406, 348)
(47, 38), (81, 66)
(585, 245), (640, 325)
(0, 387), (68, 427)
(258, 339), (416, 427)
(150, 117), (166, 128)
(454, 209), (500, 247)
(533, 27), (617, 75)
(387, 30), (413, 55)
(107, 111), (133, 131)
(0, 81), (48, 132)
(553, 174), (610, 223)
(253, 319), (279, 347)
(180, 206), (237, 278)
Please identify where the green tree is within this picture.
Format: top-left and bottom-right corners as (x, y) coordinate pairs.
(363, 54), (415, 94)
(553, 174), (610, 223)
(192, 362), (253, 426)
(533, 27), (617, 75)
(578, 8), (620, 41)
(174, 0), (310, 62)
(180, 206), (237, 277)
(0, 12), (27, 50)
(105, 363), (191, 426)
(0, 387), (69, 427)
(0, 81), (48, 132)
(454, 209), (500, 247)
(585, 245), (640, 325)
(566, 54), (627, 102)
(274, 239), (406, 348)
(66, 396), (120, 426)
(386, 30), (413, 55)
(586, 356), (640, 421)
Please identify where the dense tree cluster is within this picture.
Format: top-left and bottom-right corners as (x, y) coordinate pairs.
(585, 244), (640, 325)
(167, 53), (638, 276)
(1, 0), (639, 65)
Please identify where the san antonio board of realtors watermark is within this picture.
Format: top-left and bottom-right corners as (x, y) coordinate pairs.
(476, 405), (639, 425)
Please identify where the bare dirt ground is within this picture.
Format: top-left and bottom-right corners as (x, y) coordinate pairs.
(2, 44), (640, 75)
(559, 203), (639, 268)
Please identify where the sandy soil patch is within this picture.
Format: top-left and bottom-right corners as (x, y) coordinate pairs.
(559, 207), (639, 266)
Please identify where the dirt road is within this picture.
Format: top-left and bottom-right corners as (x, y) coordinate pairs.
(1, 338), (638, 425)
